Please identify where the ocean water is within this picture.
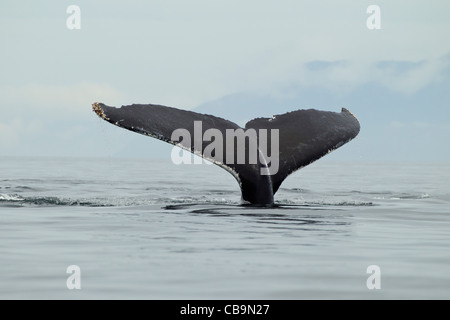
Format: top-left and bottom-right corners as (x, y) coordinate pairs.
(0, 157), (449, 299)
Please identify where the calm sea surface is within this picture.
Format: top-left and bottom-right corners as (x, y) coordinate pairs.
(1, 157), (449, 299)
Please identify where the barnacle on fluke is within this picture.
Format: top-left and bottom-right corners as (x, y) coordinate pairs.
(92, 102), (109, 120)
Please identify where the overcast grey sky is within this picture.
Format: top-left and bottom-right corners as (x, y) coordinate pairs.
(1, 1), (449, 162)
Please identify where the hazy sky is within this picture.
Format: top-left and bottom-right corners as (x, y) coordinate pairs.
(1, 1), (449, 162)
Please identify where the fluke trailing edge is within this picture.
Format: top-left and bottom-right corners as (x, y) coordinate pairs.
(93, 102), (360, 205)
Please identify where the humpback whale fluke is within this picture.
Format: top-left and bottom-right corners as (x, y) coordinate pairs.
(93, 102), (360, 205)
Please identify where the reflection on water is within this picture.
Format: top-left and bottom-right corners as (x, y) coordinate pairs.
(161, 203), (353, 236)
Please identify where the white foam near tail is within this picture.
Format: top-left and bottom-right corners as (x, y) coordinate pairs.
(0, 194), (24, 201)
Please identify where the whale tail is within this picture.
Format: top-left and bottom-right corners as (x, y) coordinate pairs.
(93, 102), (360, 205)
